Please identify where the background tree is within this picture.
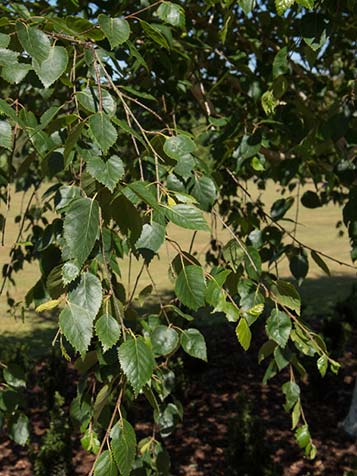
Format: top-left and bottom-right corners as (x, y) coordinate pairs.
(0, 0), (356, 473)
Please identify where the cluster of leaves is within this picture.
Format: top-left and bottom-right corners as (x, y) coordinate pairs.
(0, 0), (356, 473)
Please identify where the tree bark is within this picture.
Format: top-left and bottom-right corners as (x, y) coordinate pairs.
(342, 378), (357, 438)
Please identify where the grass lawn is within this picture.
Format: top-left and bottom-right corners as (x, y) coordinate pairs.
(0, 181), (355, 353)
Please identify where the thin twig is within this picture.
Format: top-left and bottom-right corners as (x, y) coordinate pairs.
(127, 261), (146, 304)
(292, 182), (300, 240)
(94, 52), (164, 200)
(125, 0), (164, 19)
(88, 381), (125, 476)
(92, 49), (103, 112)
(120, 92), (164, 122)
(188, 231), (197, 254)
(99, 210), (126, 339)
(226, 169), (356, 271)
(145, 264), (170, 324)
(212, 210), (259, 273)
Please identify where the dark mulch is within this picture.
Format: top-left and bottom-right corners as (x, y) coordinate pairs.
(0, 319), (356, 476)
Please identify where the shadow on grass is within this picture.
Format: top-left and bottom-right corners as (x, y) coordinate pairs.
(299, 274), (356, 315)
(0, 311), (57, 359)
(0, 290), (176, 359)
(0, 276), (355, 359)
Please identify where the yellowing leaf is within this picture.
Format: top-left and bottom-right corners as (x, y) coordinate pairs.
(167, 195), (176, 207)
(236, 318), (252, 351)
(36, 298), (61, 313)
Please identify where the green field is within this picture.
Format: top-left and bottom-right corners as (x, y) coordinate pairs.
(0, 181), (355, 352)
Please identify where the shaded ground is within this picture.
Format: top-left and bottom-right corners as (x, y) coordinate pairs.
(166, 320), (357, 476)
(0, 311), (356, 476)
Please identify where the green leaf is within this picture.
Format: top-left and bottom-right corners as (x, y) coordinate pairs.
(330, 359), (341, 375)
(49, 16), (102, 41)
(0, 48), (19, 66)
(214, 294), (240, 322)
(296, 0), (314, 8)
(190, 176), (217, 211)
(62, 261), (81, 286)
(94, 450), (118, 476)
(175, 265), (206, 311)
(272, 47), (289, 78)
(63, 197), (100, 268)
(16, 22), (51, 63)
(317, 354), (328, 377)
(3, 364), (26, 388)
(236, 134), (261, 162)
(93, 384), (111, 421)
(9, 414), (29, 446)
(181, 328), (207, 361)
(120, 85), (156, 101)
(163, 135), (195, 160)
(111, 419), (136, 476)
(0, 120), (12, 150)
(95, 313), (121, 353)
(110, 194), (142, 244)
(266, 309), (291, 348)
(238, 0), (256, 15)
(223, 239), (245, 268)
(275, 0), (295, 15)
(251, 155), (266, 171)
(135, 222), (165, 253)
(262, 359), (278, 384)
(165, 304), (194, 321)
(126, 181), (159, 210)
(258, 340), (276, 364)
(88, 112), (118, 154)
(311, 250), (330, 276)
(87, 155), (124, 192)
(0, 99), (25, 128)
(151, 326), (179, 356)
(289, 250), (309, 283)
(205, 269), (231, 306)
(33, 46), (68, 88)
(164, 204), (209, 231)
(63, 123), (84, 164)
(59, 272), (102, 355)
(295, 424), (311, 449)
(274, 346), (290, 370)
(261, 90), (279, 115)
(1, 63), (32, 84)
(174, 153), (195, 179)
(290, 328), (316, 357)
(156, 2), (186, 29)
(244, 246), (262, 280)
(155, 402), (182, 437)
(77, 86), (117, 116)
(271, 280), (301, 315)
(40, 105), (63, 129)
(292, 401), (301, 429)
(282, 381), (300, 410)
(271, 197), (294, 220)
(0, 33), (10, 48)
(236, 318), (252, 351)
(56, 185), (82, 211)
(244, 303), (264, 325)
(118, 336), (155, 395)
(98, 15), (130, 49)
(140, 20), (170, 50)
(81, 427), (100, 454)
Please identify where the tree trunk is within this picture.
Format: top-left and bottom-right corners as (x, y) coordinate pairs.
(342, 378), (357, 438)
